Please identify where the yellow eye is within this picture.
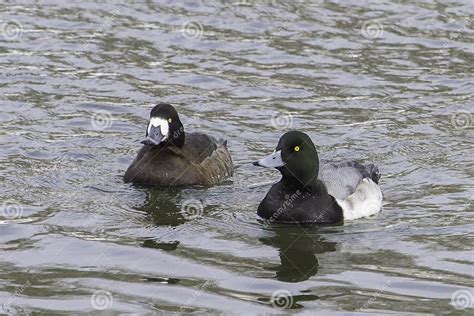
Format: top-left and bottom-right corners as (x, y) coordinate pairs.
(294, 146), (300, 152)
(168, 118), (172, 123)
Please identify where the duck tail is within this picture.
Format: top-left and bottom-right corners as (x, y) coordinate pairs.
(366, 164), (381, 184)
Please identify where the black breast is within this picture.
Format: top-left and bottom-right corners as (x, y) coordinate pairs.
(257, 180), (343, 224)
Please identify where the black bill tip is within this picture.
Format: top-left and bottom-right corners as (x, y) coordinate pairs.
(141, 138), (160, 146)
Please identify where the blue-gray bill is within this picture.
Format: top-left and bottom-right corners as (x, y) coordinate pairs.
(141, 125), (165, 146)
(252, 150), (284, 168)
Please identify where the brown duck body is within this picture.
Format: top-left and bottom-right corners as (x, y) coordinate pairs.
(124, 133), (233, 186)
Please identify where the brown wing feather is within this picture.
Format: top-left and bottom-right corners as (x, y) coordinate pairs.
(124, 133), (233, 186)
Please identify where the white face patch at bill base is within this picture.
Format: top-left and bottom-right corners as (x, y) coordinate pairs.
(148, 117), (169, 140)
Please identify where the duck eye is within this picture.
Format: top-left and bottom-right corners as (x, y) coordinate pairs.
(294, 146), (300, 152)
(168, 118), (172, 123)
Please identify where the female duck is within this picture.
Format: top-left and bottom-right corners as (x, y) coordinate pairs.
(253, 131), (382, 224)
(124, 103), (233, 186)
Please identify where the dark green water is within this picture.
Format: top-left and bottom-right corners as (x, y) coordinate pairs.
(1, 0), (473, 314)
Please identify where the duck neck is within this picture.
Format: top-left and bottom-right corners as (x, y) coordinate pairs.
(167, 123), (185, 148)
(281, 167), (320, 192)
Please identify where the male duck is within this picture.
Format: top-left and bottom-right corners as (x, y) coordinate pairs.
(124, 103), (233, 186)
(253, 131), (382, 224)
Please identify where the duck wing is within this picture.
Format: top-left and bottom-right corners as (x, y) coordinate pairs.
(172, 133), (218, 164)
(319, 161), (380, 200)
(167, 132), (233, 184)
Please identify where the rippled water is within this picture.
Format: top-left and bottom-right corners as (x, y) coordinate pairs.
(1, 0), (473, 313)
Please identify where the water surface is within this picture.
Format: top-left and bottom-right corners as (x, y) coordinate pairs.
(1, 0), (473, 314)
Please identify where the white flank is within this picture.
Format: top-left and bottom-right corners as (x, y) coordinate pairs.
(337, 178), (382, 220)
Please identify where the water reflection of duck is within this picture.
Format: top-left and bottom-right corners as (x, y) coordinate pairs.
(137, 188), (187, 227)
(260, 226), (337, 282)
(135, 188), (194, 252)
